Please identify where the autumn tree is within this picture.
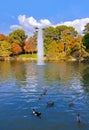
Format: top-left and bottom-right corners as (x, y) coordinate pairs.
(60, 29), (75, 55)
(24, 37), (37, 54)
(44, 25), (78, 56)
(55, 25), (78, 42)
(70, 36), (87, 61)
(46, 40), (65, 61)
(0, 34), (10, 42)
(8, 29), (28, 52)
(46, 41), (58, 60)
(0, 41), (12, 57)
(11, 42), (22, 55)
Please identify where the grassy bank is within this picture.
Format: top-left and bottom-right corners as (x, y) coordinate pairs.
(0, 54), (81, 62)
(9, 54), (37, 62)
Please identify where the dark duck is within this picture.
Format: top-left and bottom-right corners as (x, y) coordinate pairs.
(32, 109), (41, 117)
(46, 102), (54, 107)
(69, 102), (74, 107)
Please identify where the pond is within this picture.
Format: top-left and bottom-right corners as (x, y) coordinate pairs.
(0, 61), (89, 130)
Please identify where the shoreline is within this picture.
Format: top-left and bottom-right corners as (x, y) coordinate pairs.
(0, 56), (81, 62)
(0, 55), (89, 63)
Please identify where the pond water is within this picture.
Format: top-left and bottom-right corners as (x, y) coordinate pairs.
(0, 61), (89, 130)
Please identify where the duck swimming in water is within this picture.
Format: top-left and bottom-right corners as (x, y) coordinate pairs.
(32, 109), (41, 117)
(69, 102), (74, 107)
(46, 102), (54, 108)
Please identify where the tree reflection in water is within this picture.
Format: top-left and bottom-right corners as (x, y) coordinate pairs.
(82, 66), (89, 92)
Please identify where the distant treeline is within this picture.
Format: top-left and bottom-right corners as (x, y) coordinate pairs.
(0, 24), (89, 62)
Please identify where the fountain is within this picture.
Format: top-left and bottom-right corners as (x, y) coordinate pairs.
(36, 27), (44, 65)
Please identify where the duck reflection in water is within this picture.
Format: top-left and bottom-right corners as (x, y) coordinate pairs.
(43, 89), (47, 95)
(77, 114), (81, 123)
(38, 89), (47, 100)
(39, 94), (43, 100)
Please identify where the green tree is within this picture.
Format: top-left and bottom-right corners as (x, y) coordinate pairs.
(82, 33), (89, 51)
(83, 23), (89, 34)
(55, 25), (78, 42)
(44, 26), (55, 44)
(44, 27), (55, 39)
(9, 29), (28, 46)
(0, 41), (12, 56)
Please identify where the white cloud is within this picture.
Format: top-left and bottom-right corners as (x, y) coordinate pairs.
(56, 18), (89, 34)
(10, 25), (22, 30)
(40, 19), (51, 27)
(10, 15), (51, 36)
(18, 15), (40, 28)
(10, 15), (89, 35)
(18, 15), (51, 28)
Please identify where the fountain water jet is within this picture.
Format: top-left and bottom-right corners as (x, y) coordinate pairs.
(37, 28), (44, 65)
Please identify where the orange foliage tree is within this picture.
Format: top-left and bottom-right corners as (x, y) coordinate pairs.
(12, 42), (22, 55)
(24, 37), (37, 54)
(0, 34), (10, 42)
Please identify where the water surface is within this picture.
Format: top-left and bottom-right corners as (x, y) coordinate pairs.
(0, 61), (89, 130)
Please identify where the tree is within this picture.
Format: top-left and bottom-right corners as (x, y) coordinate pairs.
(83, 23), (89, 34)
(44, 25), (78, 56)
(82, 33), (89, 51)
(0, 34), (10, 42)
(44, 26), (56, 44)
(46, 40), (65, 61)
(12, 42), (22, 55)
(9, 29), (28, 46)
(60, 29), (77, 56)
(71, 36), (87, 61)
(46, 41), (59, 60)
(24, 37), (37, 54)
(55, 25), (78, 42)
(0, 41), (12, 56)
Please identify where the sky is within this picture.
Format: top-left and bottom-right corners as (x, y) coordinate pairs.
(0, 0), (89, 36)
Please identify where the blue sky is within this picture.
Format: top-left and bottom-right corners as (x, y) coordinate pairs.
(0, 0), (89, 35)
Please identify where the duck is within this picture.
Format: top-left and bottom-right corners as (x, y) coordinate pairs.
(69, 102), (74, 107)
(32, 109), (41, 117)
(46, 102), (54, 107)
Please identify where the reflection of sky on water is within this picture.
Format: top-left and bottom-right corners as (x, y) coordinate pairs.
(0, 61), (88, 95)
(21, 63), (46, 93)
(0, 62), (89, 130)
(18, 62), (89, 98)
